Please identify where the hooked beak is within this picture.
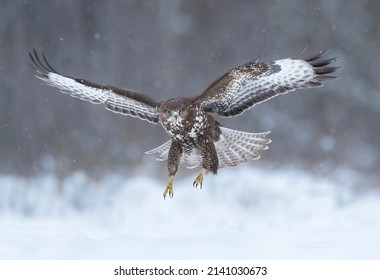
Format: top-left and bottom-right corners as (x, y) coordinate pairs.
(170, 111), (181, 123)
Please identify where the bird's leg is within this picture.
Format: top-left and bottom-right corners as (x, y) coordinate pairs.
(193, 168), (206, 189)
(165, 140), (182, 199)
(163, 175), (174, 199)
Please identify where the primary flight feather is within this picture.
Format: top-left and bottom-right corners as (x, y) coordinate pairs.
(30, 49), (338, 198)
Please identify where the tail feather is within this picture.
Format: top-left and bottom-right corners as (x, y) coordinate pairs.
(182, 149), (202, 169)
(216, 127), (271, 168)
(145, 127), (271, 169)
(144, 140), (171, 161)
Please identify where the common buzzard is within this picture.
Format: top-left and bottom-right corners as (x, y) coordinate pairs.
(29, 49), (338, 198)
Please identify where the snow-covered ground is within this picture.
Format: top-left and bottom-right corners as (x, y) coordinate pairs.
(0, 167), (379, 259)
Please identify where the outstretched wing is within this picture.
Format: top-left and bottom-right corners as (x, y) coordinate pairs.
(29, 50), (160, 124)
(195, 50), (339, 117)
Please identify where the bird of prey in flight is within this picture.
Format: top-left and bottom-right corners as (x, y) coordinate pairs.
(30, 49), (338, 198)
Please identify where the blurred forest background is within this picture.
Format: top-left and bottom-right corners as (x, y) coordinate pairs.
(0, 0), (379, 187)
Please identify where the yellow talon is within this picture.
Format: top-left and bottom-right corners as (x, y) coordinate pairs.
(193, 168), (206, 189)
(163, 176), (174, 199)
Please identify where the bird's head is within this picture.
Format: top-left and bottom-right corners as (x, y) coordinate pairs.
(159, 98), (188, 125)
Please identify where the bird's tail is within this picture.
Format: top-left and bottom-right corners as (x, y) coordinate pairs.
(144, 139), (203, 169)
(145, 127), (271, 169)
(215, 127), (271, 168)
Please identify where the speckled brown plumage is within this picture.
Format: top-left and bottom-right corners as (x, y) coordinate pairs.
(30, 49), (338, 198)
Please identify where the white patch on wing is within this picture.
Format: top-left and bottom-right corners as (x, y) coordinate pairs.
(39, 73), (107, 104)
(37, 73), (159, 123)
(266, 58), (316, 89)
(226, 58), (319, 109)
(200, 53), (338, 118)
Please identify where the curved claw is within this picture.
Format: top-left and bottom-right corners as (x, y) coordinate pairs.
(193, 180), (202, 189)
(193, 168), (206, 189)
(163, 176), (174, 199)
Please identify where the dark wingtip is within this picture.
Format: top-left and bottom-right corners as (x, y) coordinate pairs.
(308, 57), (338, 67)
(28, 49), (59, 75)
(314, 66), (341, 75)
(317, 75), (339, 81)
(42, 53), (59, 73)
(304, 49), (340, 80)
(294, 45), (309, 58)
(305, 49), (332, 62)
(253, 54), (263, 63)
(242, 54), (263, 66)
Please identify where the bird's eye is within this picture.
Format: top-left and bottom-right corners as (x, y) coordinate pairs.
(167, 110), (171, 115)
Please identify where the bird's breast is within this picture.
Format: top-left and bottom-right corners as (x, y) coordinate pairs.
(161, 111), (209, 144)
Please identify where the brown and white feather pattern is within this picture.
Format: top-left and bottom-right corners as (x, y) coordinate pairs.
(30, 49), (338, 184)
(196, 50), (338, 117)
(29, 51), (160, 124)
(145, 127), (271, 169)
(145, 139), (202, 169)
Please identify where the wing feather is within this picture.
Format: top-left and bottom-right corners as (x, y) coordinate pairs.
(30, 50), (160, 124)
(195, 50), (339, 117)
